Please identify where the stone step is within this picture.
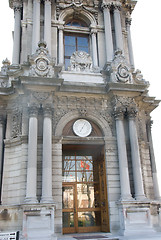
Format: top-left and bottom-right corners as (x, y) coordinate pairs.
(58, 234), (119, 240)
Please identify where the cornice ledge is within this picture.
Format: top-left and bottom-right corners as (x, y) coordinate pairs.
(60, 82), (107, 94)
(19, 75), (64, 87)
(106, 82), (149, 93)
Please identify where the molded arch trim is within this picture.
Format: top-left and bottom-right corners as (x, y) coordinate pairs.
(58, 8), (97, 27)
(55, 111), (112, 138)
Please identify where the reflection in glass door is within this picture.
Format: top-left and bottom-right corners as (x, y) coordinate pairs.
(62, 148), (109, 233)
(62, 184), (76, 233)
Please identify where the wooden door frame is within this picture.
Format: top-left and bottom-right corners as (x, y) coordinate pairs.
(62, 144), (109, 234)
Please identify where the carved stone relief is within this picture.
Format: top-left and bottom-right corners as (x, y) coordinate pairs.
(112, 95), (137, 110)
(53, 96), (114, 135)
(29, 41), (55, 78)
(56, 0), (99, 22)
(69, 51), (93, 72)
(110, 49), (132, 83)
(11, 110), (22, 138)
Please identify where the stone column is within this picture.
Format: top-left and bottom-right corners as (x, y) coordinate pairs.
(32, 0), (40, 54)
(12, 3), (22, 65)
(114, 108), (132, 200)
(113, 3), (124, 52)
(41, 107), (53, 203)
(126, 13), (135, 69)
(91, 28), (98, 68)
(147, 120), (161, 200)
(58, 26), (64, 65)
(0, 116), (5, 198)
(102, 3), (114, 63)
(21, 21), (27, 63)
(27, 0), (33, 56)
(128, 109), (146, 200)
(20, 1), (28, 63)
(44, 0), (51, 54)
(25, 106), (38, 203)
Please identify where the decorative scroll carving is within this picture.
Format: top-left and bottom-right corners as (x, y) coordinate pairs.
(133, 69), (149, 85)
(110, 49), (132, 83)
(69, 51), (93, 72)
(29, 41), (55, 78)
(116, 63), (131, 83)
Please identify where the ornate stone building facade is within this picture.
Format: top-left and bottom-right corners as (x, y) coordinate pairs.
(0, 0), (161, 239)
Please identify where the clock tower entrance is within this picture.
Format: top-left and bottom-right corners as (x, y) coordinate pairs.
(62, 145), (109, 233)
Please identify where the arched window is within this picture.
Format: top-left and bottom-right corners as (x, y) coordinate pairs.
(64, 19), (90, 70)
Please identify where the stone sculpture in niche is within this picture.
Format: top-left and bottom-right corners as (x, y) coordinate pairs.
(69, 51), (93, 72)
(29, 41), (55, 78)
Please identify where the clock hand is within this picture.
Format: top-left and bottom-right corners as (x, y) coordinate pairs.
(80, 123), (86, 132)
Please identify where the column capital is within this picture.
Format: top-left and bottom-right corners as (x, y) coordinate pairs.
(13, 1), (22, 12)
(101, 2), (111, 10)
(28, 105), (39, 117)
(90, 28), (97, 35)
(58, 25), (64, 31)
(113, 2), (122, 10)
(127, 108), (138, 119)
(43, 106), (53, 118)
(113, 107), (125, 120)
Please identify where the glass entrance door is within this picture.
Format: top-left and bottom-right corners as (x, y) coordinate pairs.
(62, 146), (109, 233)
(62, 184), (76, 233)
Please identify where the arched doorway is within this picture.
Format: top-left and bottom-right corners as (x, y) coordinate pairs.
(61, 119), (110, 233)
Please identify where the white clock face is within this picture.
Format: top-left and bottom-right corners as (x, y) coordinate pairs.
(73, 119), (92, 137)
